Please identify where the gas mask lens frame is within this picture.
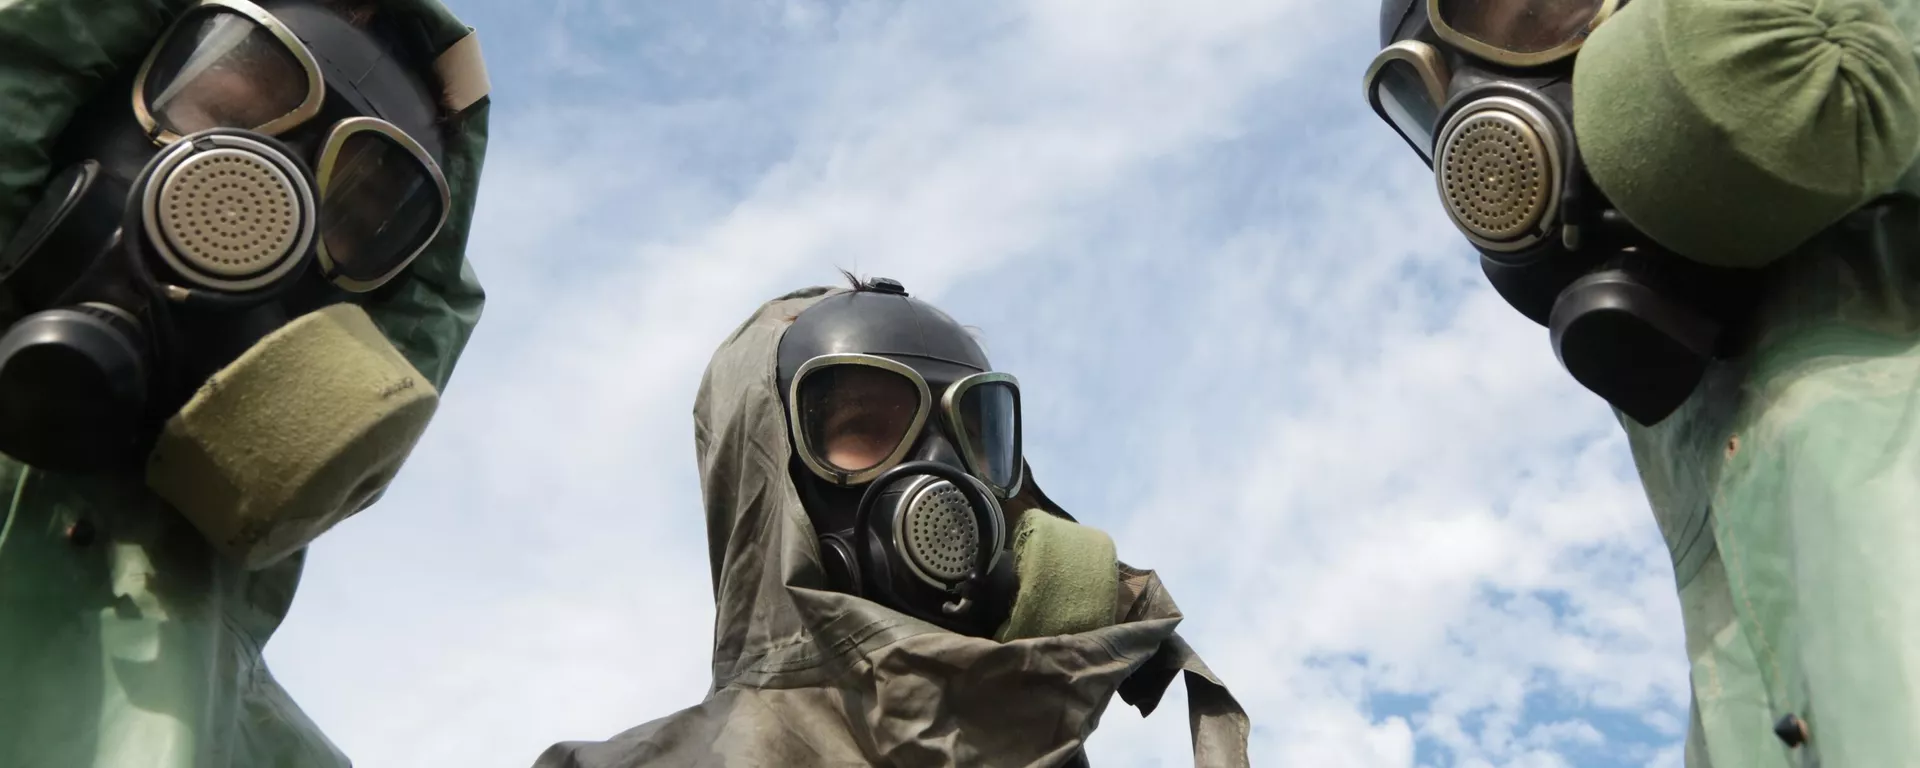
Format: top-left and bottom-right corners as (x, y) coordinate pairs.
(132, 0), (325, 145)
(314, 117), (453, 293)
(1428, 0), (1619, 68)
(1364, 40), (1450, 164)
(941, 372), (1023, 498)
(790, 354), (933, 487)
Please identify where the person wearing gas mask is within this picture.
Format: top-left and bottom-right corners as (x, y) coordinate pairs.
(0, 0), (490, 765)
(1368, 0), (1920, 763)
(533, 277), (1251, 767)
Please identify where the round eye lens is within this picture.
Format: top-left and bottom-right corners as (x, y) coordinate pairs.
(799, 364), (922, 474)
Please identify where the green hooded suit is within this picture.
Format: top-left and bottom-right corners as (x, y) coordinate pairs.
(1569, 0), (1920, 762)
(0, 0), (489, 765)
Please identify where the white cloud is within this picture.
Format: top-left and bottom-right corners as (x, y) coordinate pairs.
(262, 0), (1693, 766)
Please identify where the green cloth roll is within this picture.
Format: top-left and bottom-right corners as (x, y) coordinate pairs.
(994, 509), (1121, 642)
(1573, 0), (1920, 267)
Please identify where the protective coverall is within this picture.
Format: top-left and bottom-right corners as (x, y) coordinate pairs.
(0, 0), (490, 765)
(533, 286), (1251, 767)
(1578, 0), (1920, 763)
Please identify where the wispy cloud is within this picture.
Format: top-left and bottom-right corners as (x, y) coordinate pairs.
(261, 1), (1691, 766)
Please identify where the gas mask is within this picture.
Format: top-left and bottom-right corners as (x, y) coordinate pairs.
(0, 0), (462, 566)
(776, 278), (1024, 638)
(1364, 0), (1760, 426)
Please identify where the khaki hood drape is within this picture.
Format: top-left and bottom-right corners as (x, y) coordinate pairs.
(535, 287), (1250, 767)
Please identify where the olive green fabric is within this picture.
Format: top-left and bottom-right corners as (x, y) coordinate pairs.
(533, 287), (1249, 768)
(994, 507), (1121, 642)
(1623, 193), (1920, 767)
(1573, 0), (1920, 268)
(1609, 0), (1920, 754)
(146, 303), (441, 571)
(0, 0), (490, 765)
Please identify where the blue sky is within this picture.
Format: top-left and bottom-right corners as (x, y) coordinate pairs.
(263, 1), (1693, 765)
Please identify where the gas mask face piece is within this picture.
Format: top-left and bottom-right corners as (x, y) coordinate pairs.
(1364, 0), (1756, 426)
(777, 278), (1024, 637)
(0, 0), (453, 472)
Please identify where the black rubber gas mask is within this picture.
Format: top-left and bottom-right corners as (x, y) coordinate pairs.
(0, 0), (452, 472)
(776, 278), (1024, 637)
(1365, 0), (1757, 425)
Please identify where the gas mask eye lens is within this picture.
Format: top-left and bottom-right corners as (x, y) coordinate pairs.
(1374, 60), (1441, 161)
(800, 364), (924, 474)
(316, 119), (452, 292)
(140, 8), (312, 137)
(1364, 41), (1449, 164)
(948, 376), (1022, 495)
(134, 0), (324, 143)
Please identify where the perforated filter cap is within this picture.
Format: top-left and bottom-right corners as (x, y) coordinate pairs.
(156, 148), (303, 279)
(1439, 106), (1552, 244)
(902, 480), (980, 583)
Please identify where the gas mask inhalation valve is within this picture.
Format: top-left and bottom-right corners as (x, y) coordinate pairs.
(1364, 0), (1759, 425)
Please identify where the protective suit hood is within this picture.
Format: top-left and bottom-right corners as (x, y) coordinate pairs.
(535, 286), (1250, 767)
(0, 0), (488, 765)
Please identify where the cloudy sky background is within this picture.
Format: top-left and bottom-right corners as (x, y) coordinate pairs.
(264, 0), (1693, 765)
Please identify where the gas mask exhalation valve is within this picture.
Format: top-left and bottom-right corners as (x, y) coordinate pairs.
(140, 132), (317, 295)
(851, 461), (1005, 616)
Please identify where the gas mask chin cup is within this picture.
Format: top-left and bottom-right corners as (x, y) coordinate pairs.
(145, 302), (438, 569)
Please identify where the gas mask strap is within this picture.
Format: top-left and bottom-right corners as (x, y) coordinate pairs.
(434, 30), (490, 114)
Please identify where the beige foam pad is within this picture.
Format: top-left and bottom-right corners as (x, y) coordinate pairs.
(146, 303), (439, 569)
